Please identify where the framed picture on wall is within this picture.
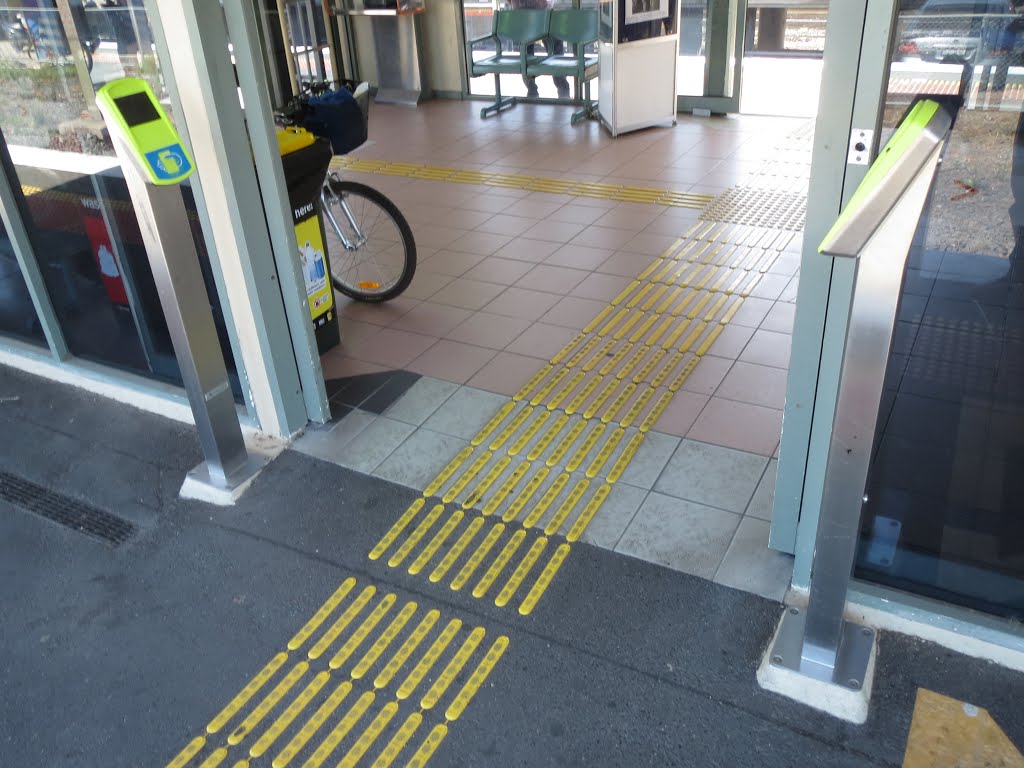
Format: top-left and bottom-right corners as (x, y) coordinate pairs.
(623, 0), (668, 25)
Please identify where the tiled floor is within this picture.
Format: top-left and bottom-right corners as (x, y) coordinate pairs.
(306, 100), (808, 601)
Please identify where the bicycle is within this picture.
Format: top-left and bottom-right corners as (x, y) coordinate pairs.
(276, 80), (416, 303)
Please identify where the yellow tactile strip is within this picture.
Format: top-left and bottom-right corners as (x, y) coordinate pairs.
(164, 576), (507, 768)
(368, 221), (795, 615)
(330, 156), (715, 209)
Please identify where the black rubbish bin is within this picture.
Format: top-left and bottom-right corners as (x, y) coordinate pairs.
(277, 127), (340, 355)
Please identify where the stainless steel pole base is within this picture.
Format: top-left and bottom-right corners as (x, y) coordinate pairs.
(180, 452), (267, 507)
(757, 606), (877, 724)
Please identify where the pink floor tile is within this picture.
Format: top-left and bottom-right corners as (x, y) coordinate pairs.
(652, 390), (710, 437)
(515, 264), (591, 294)
(462, 257), (537, 286)
(390, 302), (474, 337)
(522, 218), (588, 243)
(570, 226), (637, 251)
(483, 287), (562, 320)
(420, 250), (486, 277)
(319, 352), (389, 379)
(401, 271), (454, 301)
(448, 230), (514, 257)
(546, 204), (605, 226)
(739, 329), (793, 370)
(597, 251), (659, 278)
(545, 243), (615, 271)
(505, 322), (580, 360)
(715, 361), (789, 410)
(492, 238), (562, 263)
(407, 340), (497, 384)
(540, 295), (610, 330)
(761, 301), (796, 334)
(349, 327), (438, 368)
(622, 231), (682, 257)
(571, 272), (634, 302)
(338, 295), (418, 326)
(445, 311), (532, 349)
(680, 354), (734, 397)
(467, 351), (545, 396)
(729, 297), (774, 328)
(429, 277), (508, 310)
(687, 397), (782, 457)
(593, 205), (662, 232)
(504, 198), (565, 219)
(703, 323), (756, 360)
(474, 214), (538, 237)
(412, 225), (469, 250)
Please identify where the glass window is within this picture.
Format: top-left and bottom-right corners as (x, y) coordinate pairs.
(0, 219), (45, 346)
(0, 1), (241, 396)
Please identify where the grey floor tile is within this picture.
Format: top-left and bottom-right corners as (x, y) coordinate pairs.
(714, 517), (793, 601)
(383, 376), (459, 426)
(334, 417), (417, 474)
(615, 492), (741, 579)
(653, 439), (768, 514)
(579, 483), (649, 550)
(372, 428), (469, 491)
(618, 431), (680, 490)
(291, 410), (376, 463)
(745, 458), (777, 521)
(421, 385), (511, 440)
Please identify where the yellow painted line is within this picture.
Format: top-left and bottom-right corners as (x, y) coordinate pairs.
(308, 586), (375, 661)
(502, 466), (550, 523)
(637, 257), (666, 282)
(674, 262), (703, 286)
(249, 671), (329, 759)
(528, 414), (569, 462)
(598, 307), (630, 337)
(686, 294), (714, 322)
(409, 511), (463, 576)
(472, 529), (527, 598)
(703, 293), (730, 322)
(679, 321), (708, 353)
(530, 368), (568, 407)
(565, 336), (603, 369)
(567, 484), (611, 542)
(549, 332), (586, 366)
(423, 447), (474, 497)
(522, 473), (569, 529)
(626, 283), (655, 309)
(640, 284), (669, 312)
(655, 285), (685, 315)
(610, 278), (642, 306)
(644, 315), (676, 348)
(352, 602), (418, 680)
(482, 462), (530, 516)
(583, 378), (620, 420)
(421, 626), (486, 711)
(639, 391), (674, 433)
(489, 407), (532, 451)
(227, 662), (308, 745)
(338, 701), (400, 768)
(388, 504), (445, 567)
(695, 323), (726, 357)
(519, 544), (571, 616)
(462, 456), (511, 509)
(513, 365), (552, 403)
(651, 352), (684, 388)
(371, 712), (422, 768)
(720, 296), (744, 325)
(602, 382), (636, 424)
(586, 429), (624, 479)
(613, 310), (645, 341)
(546, 371), (585, 412)
(668, 357), (700, 393)
(272, 681), (352, 768)
(429, 517), (483, 583)
(619, 388), (654, 429)
(581, 339), (616, 372)
(468, 403), (514, 450)
(167, 736), (206, 768)
(207, 653), (288, 734)
(329, 594), (398, 671)
(564, 376), (601, 415)
(405, 723), (448, 768)
(651, 259), (678, 284)
(450, 523), (505, 591)
(633, 348), (666, 383)
(444, 635), (509, 722)
(607, 432), (644, 484)
(510, 410), (550, 456)
(629, 312), (660, 345)
(617, 345), (649, 380)
(199, 748), (228, 768)
(582, 304), (615, 334)
(287, 578), (356, 651)
(661, 318), (694, 351)
(494, 537), (547, 607)
(670, 289), (700, 318)
(544, 477), (590, 535)
(599, 343), (632, 376)
(566, 423), (606, 472)
(301, 690), (375, 768)
(396, 619), (462, 701)
(373, 610), (439, 690)
(442, 453), (491, 505)
(370, 499), (425, 561)
(547, 421), (587, 468)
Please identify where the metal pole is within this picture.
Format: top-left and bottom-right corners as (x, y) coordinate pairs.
(276, 0), (301, 94)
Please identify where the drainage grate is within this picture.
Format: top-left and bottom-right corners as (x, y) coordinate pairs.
(0, 470), (135, 547)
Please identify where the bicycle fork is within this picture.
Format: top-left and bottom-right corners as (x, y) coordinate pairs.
(320, 176), (367, 251)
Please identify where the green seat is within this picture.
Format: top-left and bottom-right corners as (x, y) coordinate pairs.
(467, 10), (550, 118)
(527, 9), (599, 125)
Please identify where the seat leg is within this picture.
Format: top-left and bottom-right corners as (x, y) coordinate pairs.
(570, 78), (597, 126)
(480, 72), (517, 118)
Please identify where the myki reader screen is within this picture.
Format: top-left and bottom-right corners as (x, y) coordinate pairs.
(96, 77), (194, 186)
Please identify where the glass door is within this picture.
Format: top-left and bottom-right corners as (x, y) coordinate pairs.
(677, 0), (743, 113)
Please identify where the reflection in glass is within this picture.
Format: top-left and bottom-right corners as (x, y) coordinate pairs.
(0, 219), (45, 346)
(855, 0), (1024, 620)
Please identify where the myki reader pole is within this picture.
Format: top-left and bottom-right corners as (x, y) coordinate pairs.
(95, 78), (261, 504)
(757, 96), (959, 722)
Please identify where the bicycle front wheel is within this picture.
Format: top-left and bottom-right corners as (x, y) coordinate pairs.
(322, 179), (416, 302)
